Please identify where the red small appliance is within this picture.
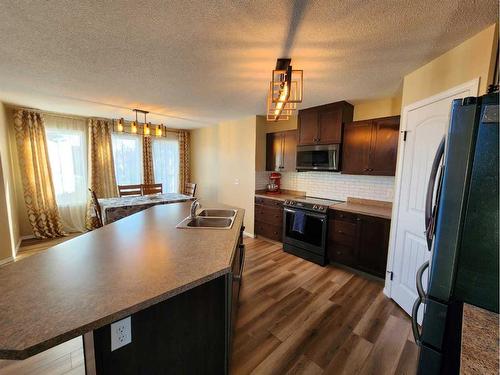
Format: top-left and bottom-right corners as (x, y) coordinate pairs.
(266, 172), (282, 194)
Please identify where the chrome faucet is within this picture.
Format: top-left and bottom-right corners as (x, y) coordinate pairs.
(190, 199), (201, 219)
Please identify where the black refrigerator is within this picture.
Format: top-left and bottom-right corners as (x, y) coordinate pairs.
(415, 92), (499, 374)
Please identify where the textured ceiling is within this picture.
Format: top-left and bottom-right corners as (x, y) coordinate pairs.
(0, 1), (497, 128)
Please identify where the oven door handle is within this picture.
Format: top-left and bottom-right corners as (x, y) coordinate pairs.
(284, 207), (327, 220)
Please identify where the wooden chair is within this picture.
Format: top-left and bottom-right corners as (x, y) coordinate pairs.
(185, 182), (197, 197)
(88, 188), (103, 228)
(118, 184), (142, 197)
(142, 183), (163, 195)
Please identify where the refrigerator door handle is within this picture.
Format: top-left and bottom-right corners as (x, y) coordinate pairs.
(425, 137), (446, 251)
(412, 261), (429, 345)
(412, 296), (423, 346)
(416, 261), (429, 299)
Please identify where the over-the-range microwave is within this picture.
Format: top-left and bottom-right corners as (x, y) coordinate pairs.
(296, 144), (340, 171)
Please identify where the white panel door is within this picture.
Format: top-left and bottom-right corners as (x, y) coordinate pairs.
(387, 79), (479, 319)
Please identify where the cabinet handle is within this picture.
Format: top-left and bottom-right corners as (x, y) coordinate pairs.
(338, 230), (343, 234)
(356, 217), (361, 221)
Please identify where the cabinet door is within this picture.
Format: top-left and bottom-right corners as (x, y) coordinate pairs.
(266, 132), (283, 171)
(298, 109), (318, 145)
(357, 215), (390, 278)
(341, 121), (373, 174)
(282, 130), (297, 171)
(318, 106), (342, 144)
(368, 116), (400, 176)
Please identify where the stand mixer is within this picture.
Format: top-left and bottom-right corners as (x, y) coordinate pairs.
(266, 172), (282, 194)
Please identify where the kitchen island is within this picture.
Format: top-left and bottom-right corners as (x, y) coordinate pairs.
(0, 201), (245, 374)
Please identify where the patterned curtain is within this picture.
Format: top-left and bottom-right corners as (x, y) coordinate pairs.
(178, 130), (191, 194)
(86, 119), (118, 229)
(13, 109), (65, 238)
(143, 136), (155, 184)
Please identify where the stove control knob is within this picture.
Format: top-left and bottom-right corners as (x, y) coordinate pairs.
(284, 200), (289, 205)
(313, 205), (318, 210)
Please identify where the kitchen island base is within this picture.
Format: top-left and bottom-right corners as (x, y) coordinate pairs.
(85, 275), (229, 374)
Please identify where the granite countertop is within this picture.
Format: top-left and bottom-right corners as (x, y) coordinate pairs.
(0, 201), (244, 360)
(255, 189), (306, 202)
(461, 303), (499, 374)
(331, 197), (393, 219)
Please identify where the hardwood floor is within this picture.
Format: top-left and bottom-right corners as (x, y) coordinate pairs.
(230, 237), (418, 375)
(0, 236), (418, 374)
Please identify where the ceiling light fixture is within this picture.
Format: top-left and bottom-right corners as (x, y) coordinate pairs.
(113, 109), (168, 137)
(266, 58), (303, 121)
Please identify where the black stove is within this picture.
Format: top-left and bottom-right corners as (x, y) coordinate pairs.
(284, 197), (343, 213)
(282, 197), (344, 266)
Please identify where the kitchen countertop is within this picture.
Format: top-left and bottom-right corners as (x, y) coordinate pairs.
(0, 201), (244, 360)
(331, 197), (393, 219)
(460, 303), (499, 374)
(255, 189), (306, 202)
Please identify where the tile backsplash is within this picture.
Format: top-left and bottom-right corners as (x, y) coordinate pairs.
(256, 171), (395, 202)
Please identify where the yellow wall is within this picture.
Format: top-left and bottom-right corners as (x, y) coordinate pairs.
(191, 116), (256, 235)
(353, 96), (402, 121)
(402, 24), (498, 107)
(0, 103), (20, 260)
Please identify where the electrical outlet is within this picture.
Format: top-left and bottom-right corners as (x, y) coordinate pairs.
(111, 316), (132, 351)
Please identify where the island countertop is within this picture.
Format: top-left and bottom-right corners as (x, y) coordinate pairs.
(0, 201), (244, 360)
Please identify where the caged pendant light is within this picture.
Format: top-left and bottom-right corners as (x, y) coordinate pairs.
(266, 58), (303, 121)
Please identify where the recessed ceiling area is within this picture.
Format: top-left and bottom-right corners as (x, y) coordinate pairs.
(0, 0), (497, 128)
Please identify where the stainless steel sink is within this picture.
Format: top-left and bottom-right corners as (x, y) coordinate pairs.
(198, 209), (237, 218)
(176, 216), (235, 229)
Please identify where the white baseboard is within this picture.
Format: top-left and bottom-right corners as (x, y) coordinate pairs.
(243, 231), (255, 238)
(0, 256), (14, 266)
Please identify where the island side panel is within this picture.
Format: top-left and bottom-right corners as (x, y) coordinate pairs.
(90, 275), (228, 374)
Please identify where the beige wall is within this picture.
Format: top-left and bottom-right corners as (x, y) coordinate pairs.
(402, 24), (498, 107)
(0, 103), (20, 260)
(353, 96), (402, 121)
(191, 116), (257, 235)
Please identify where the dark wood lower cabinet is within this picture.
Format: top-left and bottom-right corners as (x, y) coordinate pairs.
(328, 210), (390, 278)
(255, 197), (284, 242)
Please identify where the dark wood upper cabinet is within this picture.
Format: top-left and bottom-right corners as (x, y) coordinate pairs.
(297, 109), (318, 145)
(266, 130), (297, 172)
(341, 115), (400, 176)
(298, 101), (353, 146)
(341, 120), (373, 175)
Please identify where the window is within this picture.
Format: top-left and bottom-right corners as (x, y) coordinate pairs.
(45, 115), (88, 232)
(112, 133), (143, 185)
(152, 137), (179, 193)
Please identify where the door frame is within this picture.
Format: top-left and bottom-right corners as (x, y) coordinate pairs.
(384, 78), (480, 298)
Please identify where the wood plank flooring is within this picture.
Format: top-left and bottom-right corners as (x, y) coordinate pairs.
(230, 237), (418, 375)
(0, 235), (418, 374)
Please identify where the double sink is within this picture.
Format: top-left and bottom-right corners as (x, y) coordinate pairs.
(177, 209), (237, 229)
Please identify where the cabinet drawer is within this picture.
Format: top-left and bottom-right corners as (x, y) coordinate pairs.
(331, 220), (357, 237)
(332, 210), (358, 222)
(328, 243), (357, 267)
(331, 232), (356, 247)
(255, 196), (284, 208)
(255, 205), (283, 226)
(255, 220), (282, 242)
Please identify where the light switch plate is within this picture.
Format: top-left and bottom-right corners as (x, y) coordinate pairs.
(111, 316), (132, 351)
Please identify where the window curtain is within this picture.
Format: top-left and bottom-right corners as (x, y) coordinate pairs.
(111, 132), (143, 185)
(178, 130), (190, 194)
(45, 114), (88, 233)
(13, 109), (65, 238)
(143, 136), (155, 184)
(87, 119), (118, 229)
(152, 134), (179, 193)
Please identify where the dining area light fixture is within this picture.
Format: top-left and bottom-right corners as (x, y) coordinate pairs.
(266, 58), (303, 121)
(114, 109), (168, 137)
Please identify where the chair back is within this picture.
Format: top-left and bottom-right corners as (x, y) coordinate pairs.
(88, 188), (103, 228)
(185, 182), (197, 197)
(118, 184), (142, 197)
(142, 183), (163, 195)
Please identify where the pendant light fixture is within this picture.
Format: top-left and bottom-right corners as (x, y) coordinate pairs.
(112, 109), (168, 138)
(266, 58), (303, 121)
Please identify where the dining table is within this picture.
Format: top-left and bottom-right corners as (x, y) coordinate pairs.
(99, 193), (195, 224)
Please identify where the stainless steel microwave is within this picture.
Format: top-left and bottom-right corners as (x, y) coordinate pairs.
(296, 144), (340, 171)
